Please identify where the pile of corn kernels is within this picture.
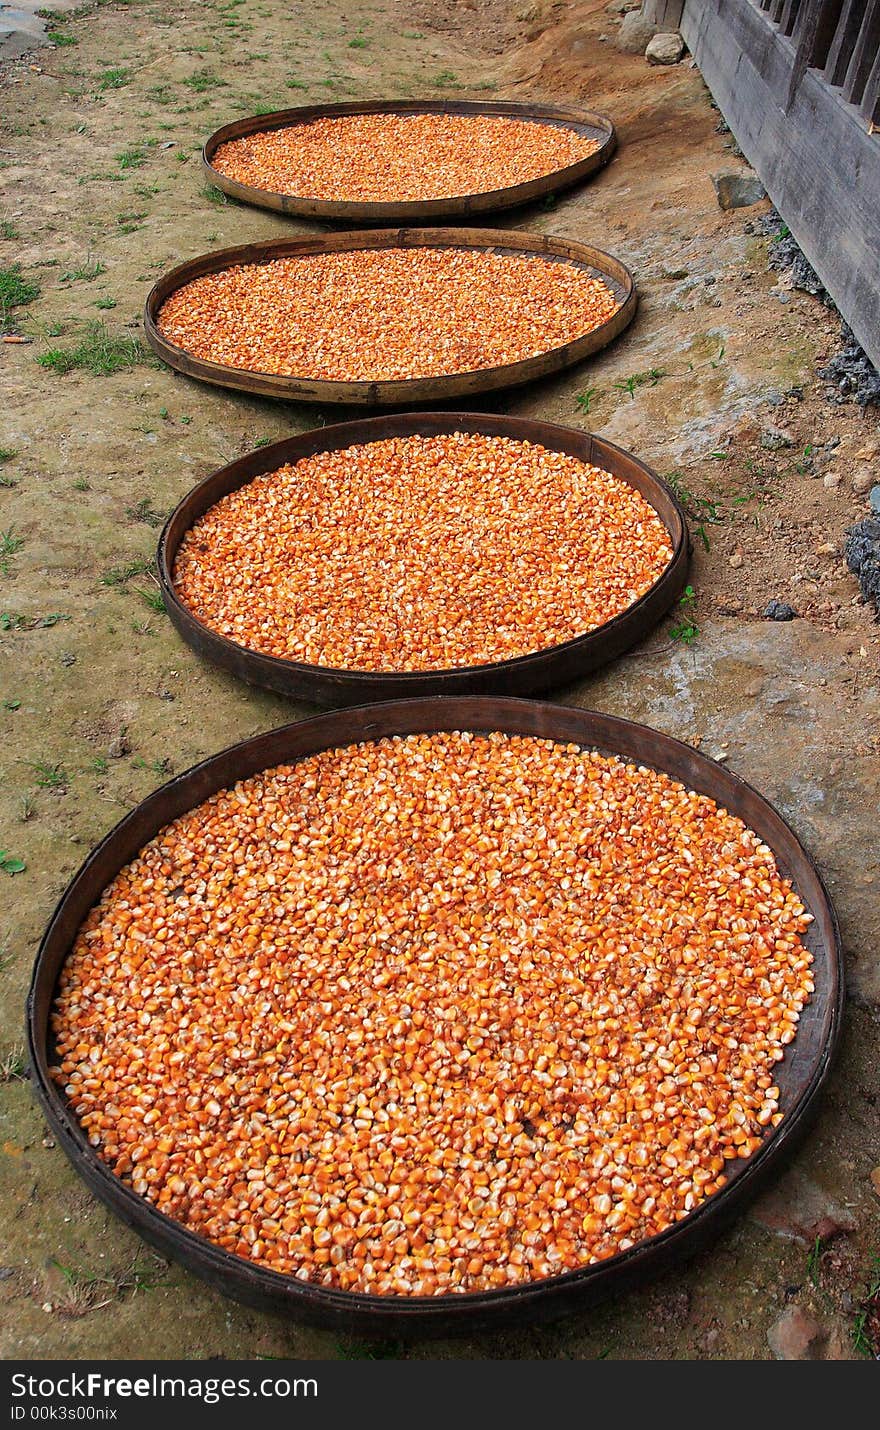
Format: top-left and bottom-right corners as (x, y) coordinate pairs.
(156, 247), (620, 382)
(173, 433), (674, 672)
(211, 113), (600, 202)
(52, 731), (814, 1297)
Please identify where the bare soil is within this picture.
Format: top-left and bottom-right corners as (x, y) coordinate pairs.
(1, 0), (878, 1361)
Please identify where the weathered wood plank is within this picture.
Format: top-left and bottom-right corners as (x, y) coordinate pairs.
(824, 0), (867, 85)
(680, 0), (880, 370)
(841, 0), (880, 103)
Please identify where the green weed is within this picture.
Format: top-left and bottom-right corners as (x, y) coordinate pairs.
(669, 584), (699, 645)
(575, 387), (600, 415)
(100, 559), (152, 586)
(614, 368), (666, 400)
(97, 68), (131, 91)
(28, 761), (68, 790)
(0, 265), (40, 331)
(0, 853), (26, 877)
(38, 322), (148, 376)
(0, 528), (24, 575)
(125, 498), (165, 528)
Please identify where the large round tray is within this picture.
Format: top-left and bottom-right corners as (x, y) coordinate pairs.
(202, 99), (617, 223)
(143, 229), (637, 406)
(157, 412), (689, 707)
(27, 698), (842, 1336)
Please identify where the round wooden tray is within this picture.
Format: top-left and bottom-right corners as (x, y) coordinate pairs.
(201, 99), (617, 222)
(157, 412), (689, 706)
(28, 698), (842, 1336)
(143, 228), (637, 406)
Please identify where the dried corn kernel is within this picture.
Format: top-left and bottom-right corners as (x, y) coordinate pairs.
(51, 732), (813, 1297)
(173, 432), (674, 672)
(156, 247), (620, 382)
(211, 112), (600, 204)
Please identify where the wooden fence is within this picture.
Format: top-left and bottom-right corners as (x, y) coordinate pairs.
(664, 0), (880, 367)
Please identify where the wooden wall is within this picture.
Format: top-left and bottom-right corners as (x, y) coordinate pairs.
(669, 0), (880, 368)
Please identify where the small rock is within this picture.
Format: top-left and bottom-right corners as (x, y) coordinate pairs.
(646, 31), (685, 64)
(616, 12), (658, 52)
(607, 0), (640, 13)
(712, 168), (767, 211)
(753, 1168), (857, 1243)
(0, 1267), (14, 1282)
(855, 440), (880, 462)
(871, 1167), (880, 1199)
(823, 471), (842, 490)
(761, 425), (794, 451)
(768, 1306), (827, 1360)
(851, 467), (874, 496)
(728, 553), (743, 569)
(764, 600), (796, 621)
(107, 730), (131, 759)
(870, 485), (880, 514)
(816, 542), (836, 556)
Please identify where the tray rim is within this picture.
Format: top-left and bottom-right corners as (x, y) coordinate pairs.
(156, 412), (690, 706)
(26, 696), (844, 1335)
(142, 227), (637, 406)
(201, 97), (617, 222)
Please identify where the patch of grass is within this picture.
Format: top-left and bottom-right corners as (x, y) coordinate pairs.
(72, 477), (90, 492)
(0, 528), (24, 575)
(94, 296), (116, 309)
(28, 761), (68, 790)
(0, 853), (26, 878)
(125, 498), (165, 528)
(0, 1043), (27, 1076)
(669, 584), (699, 645)
(575, 387), (600, 415)
(97, 67), (131, 92)
(48, 30), (78, 45)
(0, 447), (18, 463)
(0, 265), (40, 332)
(349, 36), (368, 48)
(133, 756), (171, 776)
(60, 257), (106, 284)
(48, 1255), (167, 1319)
(19, 794), (35, 822)
(286, 78), (308, 89)
(183, 70), (226, 92)
(433, 70), (461, 88)
(135, 583), (167, 614)
(37, 322), (148, 377)
(4, 698), (21, 711)
(116, 211), (147, 234)
(100, 559), (152, 586)
(613, 368), (667, 400)
(201, 185), (238, 206)
(117, 146), (146, 171)
(0, 221), (19, 241)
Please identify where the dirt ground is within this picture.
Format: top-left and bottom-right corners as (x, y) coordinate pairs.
(1, 0), (878, 1362)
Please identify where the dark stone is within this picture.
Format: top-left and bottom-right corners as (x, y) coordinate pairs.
(844, 519), (880, 613)
(764, 601), (796, 621)
(819, 323), (880, 408)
